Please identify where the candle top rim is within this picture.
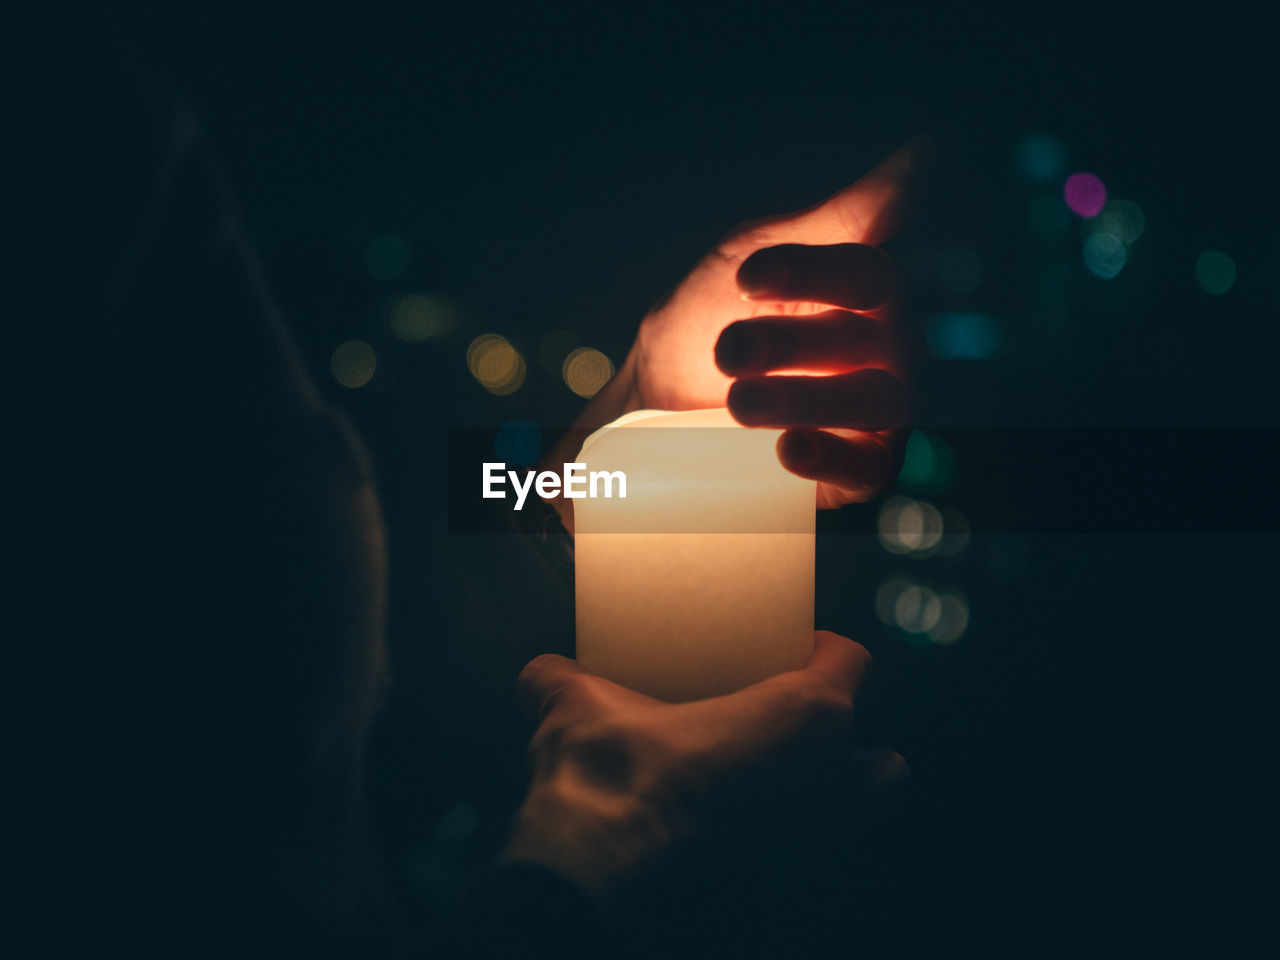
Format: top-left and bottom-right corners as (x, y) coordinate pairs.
(577, 407), (738, 459)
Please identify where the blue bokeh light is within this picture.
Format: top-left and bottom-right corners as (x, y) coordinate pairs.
(494, 420), (544, 466)
(925, 312), (1004, 360)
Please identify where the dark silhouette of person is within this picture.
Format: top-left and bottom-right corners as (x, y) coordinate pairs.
(5, 15), (917, 958)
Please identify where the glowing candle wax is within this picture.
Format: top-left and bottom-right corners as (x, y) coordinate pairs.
(574, 408), (816, 702)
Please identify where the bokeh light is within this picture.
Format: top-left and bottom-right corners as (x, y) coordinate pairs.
(925, 313), (1003, 360)
(937, 246), (983, 295)
(875, 578), (969, 644)
(894, 584), (942, 634)
(875, 578), (913, 625)
(1083, 232), (1127, 279)
(390, 294), (456, 342)
(364, 234), (412, 284)
(878, 496), (944, 556)
(1195, 250), (1236, 295)
(494, 420), (544, 467)
(927, 592), (969, 644)
(538, 329), (583, 378)
(1063, 172), (1107, 218)
(330, 339), (376, 388)
(1015, 133), (1068, 182)
(466, 334), (526, 395)
(1093, 199), (1145, 245)
(897, 431), (957, 495)
(562, 347), (614, 398)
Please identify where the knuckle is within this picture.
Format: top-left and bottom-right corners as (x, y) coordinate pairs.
(846, 638), (874, 672)
(838, 243), (894, 310)
(776, 674), (851, 725)
(810, 686), (855, 724)
(517, 653), (561, 687)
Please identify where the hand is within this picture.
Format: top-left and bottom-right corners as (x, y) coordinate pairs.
(503, 632), (907, 900)
(545, 141), (925, 518)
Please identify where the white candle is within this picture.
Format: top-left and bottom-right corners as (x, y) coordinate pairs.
(574, 408), (816, 702)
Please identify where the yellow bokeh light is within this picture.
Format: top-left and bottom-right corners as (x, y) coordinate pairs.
(562, 347), (614, 398)
(331, 339), (376, 389)
(390, 294), (456, 342)
(466, 334), (526, 395)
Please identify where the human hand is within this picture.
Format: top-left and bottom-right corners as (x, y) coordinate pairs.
(503, 631), (906, 900)
(546, 141), (925, 516)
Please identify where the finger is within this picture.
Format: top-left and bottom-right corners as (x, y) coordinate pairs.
(737, 243), (894, 311)
(694, 632), (870, 761)
(777, 428), (904, 500)
(728, 369), (909, 429)
(715, 311), (890, 376)
(803, 630), (873, 700)
(685, 637), (864, 764)
(517, 653), (593, 716)
(776, 137), (932, 247)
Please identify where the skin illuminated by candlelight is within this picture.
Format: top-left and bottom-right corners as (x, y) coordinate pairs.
(506, 631), (906, 900)
(543, 141), (925, 524)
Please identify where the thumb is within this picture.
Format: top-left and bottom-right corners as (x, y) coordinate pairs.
(517, 652), (594, 716)
(763, 137), (932, 248)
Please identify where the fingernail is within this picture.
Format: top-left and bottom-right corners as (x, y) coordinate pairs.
(715, 324), (766, 373)
(738, 255), (790, 297)
(779, 430), (820, 468)
(730, 380), (781, 420)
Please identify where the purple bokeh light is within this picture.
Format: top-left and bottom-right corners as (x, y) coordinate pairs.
(1063, 172), (1107, 218)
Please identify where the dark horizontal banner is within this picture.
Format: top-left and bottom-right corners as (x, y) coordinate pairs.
(446, 426), (1280, 535)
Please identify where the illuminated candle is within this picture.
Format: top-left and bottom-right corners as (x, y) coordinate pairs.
(574, 408), (816, 702)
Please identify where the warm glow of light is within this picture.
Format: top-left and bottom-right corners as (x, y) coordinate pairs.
(1064, 172), (1107, 218)
(562, 347), (614, 398)
(331, 339), (376, 388)
(391, 294), (455, 341)
(467, 334), (526, 395)
(574, 408), (815, 702)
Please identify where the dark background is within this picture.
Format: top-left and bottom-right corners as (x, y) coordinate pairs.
(116, 3), (1276, 956)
